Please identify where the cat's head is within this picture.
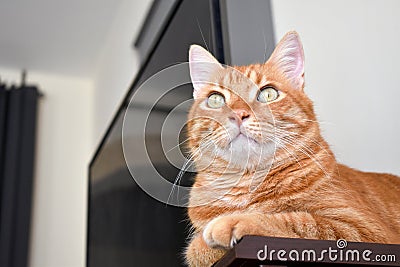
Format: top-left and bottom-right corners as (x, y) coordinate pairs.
(187, 31), (320, 173)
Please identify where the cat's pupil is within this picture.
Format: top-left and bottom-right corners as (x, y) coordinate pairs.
(207, 93), (225, 109)
(258, 87), (279, 103)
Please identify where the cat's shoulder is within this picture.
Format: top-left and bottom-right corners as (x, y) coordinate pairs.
(337, 163), (400, 186)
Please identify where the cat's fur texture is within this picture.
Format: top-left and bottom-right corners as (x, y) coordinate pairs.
(184, 31), (400, 267)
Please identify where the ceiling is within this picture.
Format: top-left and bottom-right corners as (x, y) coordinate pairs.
(0, 0), (148, 78)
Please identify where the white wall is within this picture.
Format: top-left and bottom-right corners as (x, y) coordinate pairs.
(271, 0), (400, 175)
(93, 0), (152, 145)
(0, 68), (93, 267)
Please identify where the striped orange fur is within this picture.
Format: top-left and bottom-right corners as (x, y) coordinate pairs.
(184, 31), (400, 267)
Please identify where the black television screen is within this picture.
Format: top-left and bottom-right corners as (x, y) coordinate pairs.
(87, 0), (224, 266)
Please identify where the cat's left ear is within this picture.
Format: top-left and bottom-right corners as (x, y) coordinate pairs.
(189, 45), (223, 99)
(269, 31), (305, 90)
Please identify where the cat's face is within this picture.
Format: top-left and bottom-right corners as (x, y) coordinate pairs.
(187, 32), (319, 172)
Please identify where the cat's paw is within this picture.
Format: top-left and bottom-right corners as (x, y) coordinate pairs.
(185, 235), (226, 267)
(203, 214), (256, 249)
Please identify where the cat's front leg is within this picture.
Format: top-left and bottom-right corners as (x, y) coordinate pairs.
(203, 212), (301, 249)
(185, 233), (226, 267)
(202, 211), (387, 248)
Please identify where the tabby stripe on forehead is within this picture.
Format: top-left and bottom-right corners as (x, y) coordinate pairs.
(248, 69), (257, 83)
(243, 68), (250, 77)
(221, 73), (229, 87)
(231, 71), (238, 84)
(255, 72), (264, 85)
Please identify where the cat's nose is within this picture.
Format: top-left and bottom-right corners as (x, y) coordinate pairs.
(229, 109), (250, 125)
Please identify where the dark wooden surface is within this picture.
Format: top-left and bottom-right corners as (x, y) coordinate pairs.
(214, 236), (400, 267)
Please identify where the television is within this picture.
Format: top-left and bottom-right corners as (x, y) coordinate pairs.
(87, 0), (275, 266)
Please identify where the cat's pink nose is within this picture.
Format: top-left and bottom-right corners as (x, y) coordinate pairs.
(229, 109), (250, 125)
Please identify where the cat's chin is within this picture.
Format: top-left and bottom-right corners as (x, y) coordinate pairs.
(215, 136), (275, 172)
(229, 133), (258, 147)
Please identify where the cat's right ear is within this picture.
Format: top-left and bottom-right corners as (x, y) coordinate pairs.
(189, 45), (223, 99)
(268, 31), (305, 90)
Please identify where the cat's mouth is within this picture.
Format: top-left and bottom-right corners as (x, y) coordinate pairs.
(231, 132), (259, 145)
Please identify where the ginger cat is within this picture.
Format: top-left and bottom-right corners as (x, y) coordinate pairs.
(184, 31), (400, 266)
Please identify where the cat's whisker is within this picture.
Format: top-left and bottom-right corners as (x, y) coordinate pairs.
(170, 127), (219, 154)
(274, 128), (334, 161)
(276, 114), (333, 125)
(168, 134), (223, 205)
(165, 136), (195, 154)
(277, 117), (319, 124)
(262, 29), (268, 62)
(182, 132), (228, 175)
(272, 137), (308, 181)
(196, 18), (210, 52)
(276, 136), (331, 180)
(282, 134), (331, 160)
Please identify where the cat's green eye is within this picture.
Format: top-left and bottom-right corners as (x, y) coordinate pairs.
(257, 86), (279, 103)
(207, 93), (225, 108)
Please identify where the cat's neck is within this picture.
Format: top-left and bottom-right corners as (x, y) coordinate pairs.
(253, 140), (337, 198)
(190, 139), (337, 207)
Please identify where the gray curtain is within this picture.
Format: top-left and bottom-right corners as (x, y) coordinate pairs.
(0, 83), (40, 267)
